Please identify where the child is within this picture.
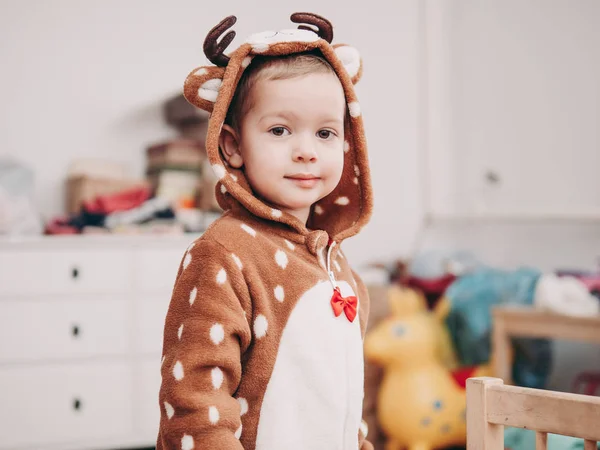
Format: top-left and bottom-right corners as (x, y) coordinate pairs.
(157, 12), (374, 450)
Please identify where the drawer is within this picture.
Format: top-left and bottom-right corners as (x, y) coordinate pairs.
(134, 359), (162, 438)
(134, 248), (184, 293)
(0, 298), (129, 362)
(0, 362), (133, 448)
(135, 296), (170, 355)
(0, 249), (131, 297)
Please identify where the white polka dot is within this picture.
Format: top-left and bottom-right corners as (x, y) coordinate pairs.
(344, 140), (350, 153)
(354, 165), (360, 176)
(231, 253), (243, 270)
(216, 268), (227, 285)
(271, 208), (282, 218)
(360, 420), (369, 438)
(220, 184), (227, 194)
(238, 397), (249, 415)
(177, 324), (184, 340)
(284, 239), (295, 250)
(242, 56), (253, 68)
(353, 177), (359, 185)
(189, 287), (197, 306)
(235, 424), (243, 439)
(274, 285), (284, 302)
(181, 434), (194, 450)
(314, 205), (324, 215)
(173, 361), (184, 381)
(209, 406), (220, 424)
(210, 323), (225, 345)
(164, 401), (175, 419)
(334, 260), (342, 272)
(241, 223), (256, 236)
(348, 101), (361, 118)
(183, 252), (192, 269)
(254, 314), (268, 338)
(212, 164), (226, 179)
(231, 174), (238, 182)
(194, 68), (208, 76)
(252, 42), (269, 53)
(211, 367), (224, 389)
(335, 196), (350, 206)
(275, 249), (288, 269)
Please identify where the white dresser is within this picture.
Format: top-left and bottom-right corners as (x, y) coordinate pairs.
(0, 234), (198, 450)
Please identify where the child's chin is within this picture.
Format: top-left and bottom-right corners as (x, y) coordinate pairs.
(277, 194), (319, 207)
(280, 202), (313, 211)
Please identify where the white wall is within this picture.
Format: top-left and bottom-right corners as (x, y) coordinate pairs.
(425, 0), (600, 220)
(2, 0), (599, 270)
(0, 0), (424, 267)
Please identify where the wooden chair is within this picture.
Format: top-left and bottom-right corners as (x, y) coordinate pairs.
(466, 377), (600, 450)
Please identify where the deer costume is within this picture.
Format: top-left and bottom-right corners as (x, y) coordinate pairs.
(157, 12), (374, 450)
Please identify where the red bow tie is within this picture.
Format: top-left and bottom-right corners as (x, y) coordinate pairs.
(330, 287), (358, 322)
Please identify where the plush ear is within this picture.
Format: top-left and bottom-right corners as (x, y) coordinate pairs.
(183, 66), (226, 113)
(388, 286), (427, 318)
(333, 44), (363, 84)
(433, 296), (451, 322)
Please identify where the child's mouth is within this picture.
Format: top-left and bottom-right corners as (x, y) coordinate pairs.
(285, 174), (321, 188)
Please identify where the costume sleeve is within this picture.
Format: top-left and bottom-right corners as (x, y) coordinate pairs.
(352, 269), (375, 450)
(156, 238), (252, 450)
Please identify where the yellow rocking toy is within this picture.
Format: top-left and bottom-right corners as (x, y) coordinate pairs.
(364, 289), (491, 450)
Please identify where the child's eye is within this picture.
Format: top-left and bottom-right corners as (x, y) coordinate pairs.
(317, 129), (334, 139)
(270, 127), (290, 137)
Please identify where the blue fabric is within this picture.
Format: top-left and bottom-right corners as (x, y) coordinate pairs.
(444, 267), (553, 388)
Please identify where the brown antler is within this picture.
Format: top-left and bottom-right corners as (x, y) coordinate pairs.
(203, 15), (237, 67)
(290, 12), (333, 43)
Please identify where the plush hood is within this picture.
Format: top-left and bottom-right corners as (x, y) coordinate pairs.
(183, 13), (373, 242)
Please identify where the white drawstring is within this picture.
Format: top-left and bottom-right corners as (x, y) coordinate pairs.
(326, 240), (337, 289)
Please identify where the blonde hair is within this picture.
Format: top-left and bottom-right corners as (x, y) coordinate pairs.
(226, 52), (337, 130)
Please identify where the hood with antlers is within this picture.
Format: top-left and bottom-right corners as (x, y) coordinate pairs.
(183, 13), (373, 242)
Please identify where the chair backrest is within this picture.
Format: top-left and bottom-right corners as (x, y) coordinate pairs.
(467, 377), (600, 450)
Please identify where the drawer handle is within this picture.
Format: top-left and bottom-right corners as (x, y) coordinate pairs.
(71, 325), (81, 338)
(71, 267), (80, 280)
(72, 398), (83, 412)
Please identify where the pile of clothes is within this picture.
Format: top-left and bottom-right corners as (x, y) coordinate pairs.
(397, 250), (600, 389)
(45, 185), (182, 235)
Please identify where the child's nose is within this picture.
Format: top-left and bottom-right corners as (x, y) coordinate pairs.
(292, 135), (318, 162)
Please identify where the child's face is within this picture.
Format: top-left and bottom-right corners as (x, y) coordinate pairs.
(220, 72), (346, 224)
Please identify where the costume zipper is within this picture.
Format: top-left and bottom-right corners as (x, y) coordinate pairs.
(327, 238), (352, 445)
(326, 240), (337, 290)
